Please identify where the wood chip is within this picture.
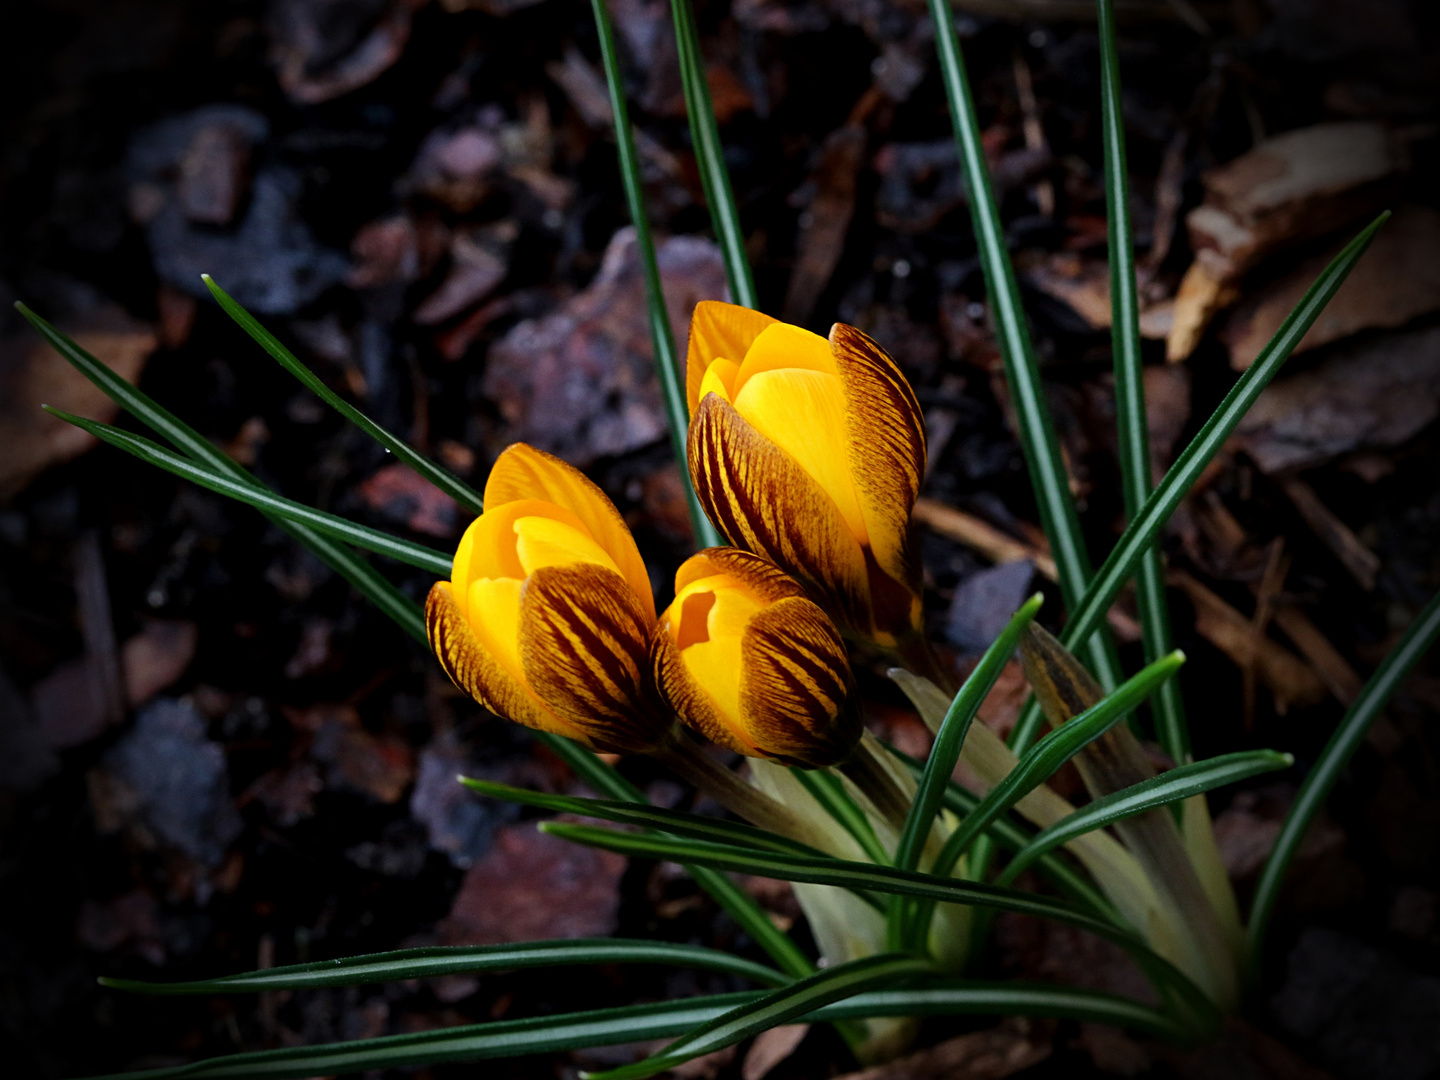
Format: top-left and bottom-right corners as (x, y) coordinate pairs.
(1169, 570), (1326, 714)
(741, 1024), (809, 1080)
(1278, 475), (1380, 591)
(1186, 121), (1400, 284)
(782, 124), (866, 324)
(829, 1026), (1050, 1080)
(1166, 260), (1239, 362)
(1270, 605), (1363, 706)
(912, 498), (1142, 641)
(1222, 204), (1440, 370)
(0, 305), (156, 497)
(1232, 325), (1440, 474)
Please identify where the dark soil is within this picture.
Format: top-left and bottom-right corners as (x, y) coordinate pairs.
(1, 2), (1438, 1079)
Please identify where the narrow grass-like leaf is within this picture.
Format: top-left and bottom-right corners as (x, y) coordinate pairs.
(532, 730), (817, 981)
(1053, 213), (1389, 673)
(82, 980), (1186, 1079)
(100, 939), (789, 995)
(83, 993), (761, 1080)
(544, 821), (1217, 1030)
(585, 954), (933, 1080)
(46, 409), (452, 575)
(907, 651), (1184, 947)
(17, 303), (426, 643)
(825, 979), (1187, 1040)
(1096, 0), (1189, 764)
(888, 594), (1042, 947)
(461, 778), (830, 860)
(1246, 589), (1440, 976)
(549, 825), (1124, 951)
(791, 768), (889, 864)
(894, 595), (1043, 877)
(21, 303), (807, 991)
(882, 744), (1117, 918)
(932, 771), (1115, 919)
(998, 750), (1293, 889)
(925, 0), (1122, 699)
(589, 0), (720, 548)
(669, 0), (756, 308)
(202, 276), (484, 517)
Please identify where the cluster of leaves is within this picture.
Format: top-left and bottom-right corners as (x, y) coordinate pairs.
(20, 0), (1440, 1076)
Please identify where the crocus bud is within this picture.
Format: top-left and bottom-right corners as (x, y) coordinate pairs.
(427, 443), (668, 754)
(651, 547), (861, 769)
(684, 301), (926, 648)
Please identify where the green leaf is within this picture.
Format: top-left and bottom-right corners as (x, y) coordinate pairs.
(668, 0), (756, 308)
(906, 651), (1184, 947)
(45, 409), (452, 576)
(16, 303), (426, 644)
(1049, 213), (1390, 690)
(830, 979), (1187, 1040)
(460, 778), (833, 861)
(888, 594), (1042, 947)
(1095, 0), (1189, 765)
(791, 768), (890, 865)
(998, 750), (1294, 889)
(548, 823), (1121, 949)
(883, 742), (1118, 919)
(202, 275), (485, 518)
(584, 954), (933, 1080)
(531, 731), (817, 982)
(1012, 214), (1386, 754)
(80, 980), (1187, 1079)
(542, 822), (1215, 1029)
(589, 0), (721, 548)
(1246, 589), (1440, 976)
(100, 939), (790, 995)
(82, 993), (761, 1080)
(924, 0), (1123, 701)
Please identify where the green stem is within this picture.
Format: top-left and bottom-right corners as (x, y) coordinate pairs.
(591, 0), (721, 548)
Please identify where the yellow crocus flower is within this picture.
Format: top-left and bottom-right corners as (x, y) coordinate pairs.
(426, 443), (668, 753)
(652, 547), (861, 769)
(685, 301), (926, 649)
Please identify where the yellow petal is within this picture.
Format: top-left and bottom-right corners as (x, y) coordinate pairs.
(677, 637), (751, 750)
(732, 368), (868, 548)
(661, 572), (767, 749)
(688, 393), (872, 636)
(829, 323), (926, 600)
(520, 563), (669, 753)
(651, 616), (754, 758)
(686, 301), (777, 414)
(512, 514), (621, 578)
(460, 498), (579, 588)
(425, 581), (583, 741)
(732, 322), (838, 398)
(697, 358), (740, 406)
(468, 576), (526, 692)
(483, 444), (655, 622)
(739, 596), (861, 768)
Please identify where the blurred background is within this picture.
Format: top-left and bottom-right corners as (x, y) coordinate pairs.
(1, 1), (1438, 1077)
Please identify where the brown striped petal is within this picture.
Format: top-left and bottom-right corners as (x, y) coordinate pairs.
(685, 301), (777, 414)
(674, 546), (809, 604)
(519, 562), (670, 754)
(829, 322), (926, 602)
(426, 581), (586, 742)
(688, 391), (872, 636)
(740, 596), (862, 768)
